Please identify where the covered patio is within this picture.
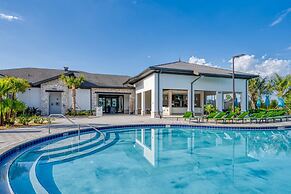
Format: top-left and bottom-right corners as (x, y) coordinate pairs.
(162, 89), (243, 116)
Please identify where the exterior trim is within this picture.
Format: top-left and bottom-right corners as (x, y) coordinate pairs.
(126, 67), (258, 85)
(45, 90), (64, 92)
(95, 92), (132, 95)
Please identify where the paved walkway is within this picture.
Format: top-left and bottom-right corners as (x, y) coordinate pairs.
(0, 115), (290, 155)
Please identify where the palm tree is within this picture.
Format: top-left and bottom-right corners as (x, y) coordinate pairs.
(60, 74), (85, 115)
(248, 77), (270, 109)
(7, 77), (30, 123)
(0, 78), (12, 125)
(271, 73), (291, 109)
(0, 77), (29, 125)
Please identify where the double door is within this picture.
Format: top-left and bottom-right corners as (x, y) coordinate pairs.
(99, 95), (123, 113)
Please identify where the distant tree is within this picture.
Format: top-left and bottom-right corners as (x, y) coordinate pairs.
(60, 74), (85, 115)
(270, 99), (278, 109)
(270, 73), (291, 109)
(248, 77), (270, 109)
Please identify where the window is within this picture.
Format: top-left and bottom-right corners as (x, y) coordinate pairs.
(194, 93), (201, 108)
(204, 91), (216, 106)
(172, 94), (188, 107)
(223, 92), (241, 110)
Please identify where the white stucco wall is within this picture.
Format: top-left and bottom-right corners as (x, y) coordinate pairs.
(192, 76), (247, 111)
(68, 89), (91, 110)
(135, 73), (158, 117)
(17, 87), (41, 108)
(135, 73), (248, 117)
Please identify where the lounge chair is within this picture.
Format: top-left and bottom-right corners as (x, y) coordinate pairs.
(233, 111), (249, 123)
(183, 111), (193, 121)
(248, 112), (266, 123)
(223, 112), (237, 123)
(266, 110), (288, 122)
(202, 112), (219, 122)
(213, 112), (227, 124)
(190, 114), (205, 123)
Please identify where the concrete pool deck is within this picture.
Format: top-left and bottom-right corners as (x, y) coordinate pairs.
(0, 115), (290, 156)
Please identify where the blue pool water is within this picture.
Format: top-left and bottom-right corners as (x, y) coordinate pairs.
(7, 127), (291, 194)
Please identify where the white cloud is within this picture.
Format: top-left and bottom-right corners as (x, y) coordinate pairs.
(230, 54), (291, 77)
(287, 46), (291, 50)
(0, 13), (21, 21)
(270, 7), (291, 27)
(189, 56), (217, 67)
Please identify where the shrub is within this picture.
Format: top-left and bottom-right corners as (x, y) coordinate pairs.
(22, 107), (41, 116)
(16, 115), (32, 125)
(16, 115), (48, 125)
(204, 104), (216, 115)
(31, 115), (48, 124)
(234, 107), (241, 115)
(66, 109), (91, 116)
(270, 100), (278, 109)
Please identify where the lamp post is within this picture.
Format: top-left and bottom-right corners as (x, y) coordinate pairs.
(232, 54), (246, 112)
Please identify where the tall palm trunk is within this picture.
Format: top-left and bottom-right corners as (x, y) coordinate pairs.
(250, 95), (256, 109)
(10, 93), (16, 124)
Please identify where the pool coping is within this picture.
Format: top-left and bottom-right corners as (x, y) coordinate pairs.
(0, 123), (291, 193)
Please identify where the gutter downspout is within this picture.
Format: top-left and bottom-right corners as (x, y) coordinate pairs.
(191, 75), (201, 112)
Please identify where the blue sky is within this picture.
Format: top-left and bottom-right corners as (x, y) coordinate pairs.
(0, 0), (290, 76)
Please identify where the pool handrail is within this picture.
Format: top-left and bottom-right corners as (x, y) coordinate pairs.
(48, 114), (106, 143)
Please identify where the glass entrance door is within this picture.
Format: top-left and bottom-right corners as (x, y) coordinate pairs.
(98, 95), (124, 113)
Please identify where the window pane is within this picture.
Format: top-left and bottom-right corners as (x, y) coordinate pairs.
(223, 92), (241, 110)
(172, 94), (187, 107)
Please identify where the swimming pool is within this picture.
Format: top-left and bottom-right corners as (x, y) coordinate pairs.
(2, 125), (291, 194)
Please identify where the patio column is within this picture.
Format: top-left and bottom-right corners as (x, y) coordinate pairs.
(216, 91), (223, 111)
(187, 90), (191, 112)
(168, 90), (172, 115)
(135, 93), (138, 115)
(241, 91), (247, 111)
(129, 92), (135, 114)
(141, 91), (146, 115)
(192, 90), (195, 113)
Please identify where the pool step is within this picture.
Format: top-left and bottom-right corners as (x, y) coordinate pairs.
(35, 132), (99, 153)
(38, 133), (108, 163)
(38, 132), (118, 165)
(39, 133), (105, 159)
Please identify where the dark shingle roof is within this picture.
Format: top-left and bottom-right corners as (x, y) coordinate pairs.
(125, 61), (258, 84)
(0, 68), (131, 88)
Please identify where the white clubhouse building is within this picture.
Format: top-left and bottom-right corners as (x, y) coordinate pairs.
(0, 61), (257, 118)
